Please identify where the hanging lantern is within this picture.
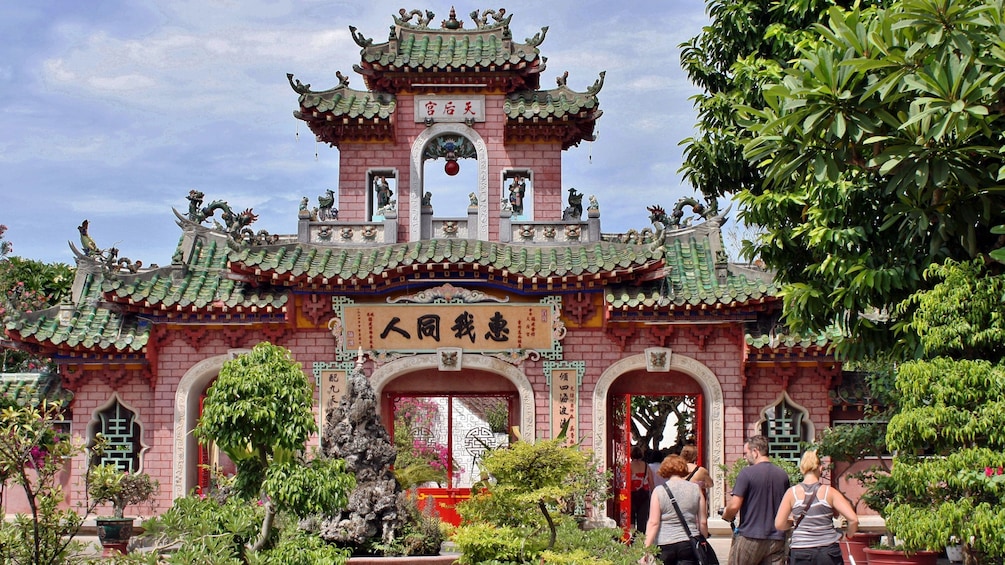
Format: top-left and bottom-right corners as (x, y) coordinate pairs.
(443, 139), (459, 175)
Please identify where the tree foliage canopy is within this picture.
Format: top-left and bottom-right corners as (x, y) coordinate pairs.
(687, 0), (1005, 357)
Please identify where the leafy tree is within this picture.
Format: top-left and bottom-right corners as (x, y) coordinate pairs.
(456, 438), (596, 555)
(879, 259), (1005, 559)
(728, 0), (1005, 357)
(631, 396), (695, 452)
(679, 0), (886, 202)
(0, 237), (73, 373)
(0, 400), (93, 565)
(195, 342), (355, 552)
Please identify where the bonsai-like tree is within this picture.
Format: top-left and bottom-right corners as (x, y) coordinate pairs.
(195, 342), (355, 551)
(86, 460), (158, 519)
(881, 259), (1005, 561)
(456, 436), (592, 553)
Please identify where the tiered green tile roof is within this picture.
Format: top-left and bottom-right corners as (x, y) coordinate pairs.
(5, 208), (792, 357)
(289, 8), (601, 148)
(355, 7), (544, 87)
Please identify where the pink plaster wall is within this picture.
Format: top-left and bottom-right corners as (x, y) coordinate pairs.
(35, 320), (834, 518)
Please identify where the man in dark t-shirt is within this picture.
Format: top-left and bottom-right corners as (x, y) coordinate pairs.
(722, 434), (790, 565)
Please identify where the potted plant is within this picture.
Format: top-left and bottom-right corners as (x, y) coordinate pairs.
(87, 462), (158, 556)
(814, 365), (895, 563)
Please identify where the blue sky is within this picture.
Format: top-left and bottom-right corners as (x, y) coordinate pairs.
(1, 1), (712, 265)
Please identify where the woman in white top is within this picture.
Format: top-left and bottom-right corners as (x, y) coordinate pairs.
(645, 454), (709, 565)
(774, 450), (859, 565)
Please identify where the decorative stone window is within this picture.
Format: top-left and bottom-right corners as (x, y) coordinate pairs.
(757, 392), (813, 464)
(89, 396), (147, 472)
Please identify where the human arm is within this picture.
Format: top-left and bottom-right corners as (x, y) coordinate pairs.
(720, 493), (742, 523)
(697, 487), (709, 538)
(773, 488), (795, 533)
(646, 464), (656, 490)
(828, 487), (859, 537)
(644, 490), (662, 548)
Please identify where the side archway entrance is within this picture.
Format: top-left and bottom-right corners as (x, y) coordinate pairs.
(592, 354), (725, 531)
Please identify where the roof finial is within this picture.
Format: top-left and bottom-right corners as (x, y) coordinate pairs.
(442, 6), (462, 30)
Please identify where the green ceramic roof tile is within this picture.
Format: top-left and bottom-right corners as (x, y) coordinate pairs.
(0, 373), (72, 408)
(106, 239), (287, 312)
(360, 20), (541, 73)
(605, 232), (777, 310)
(505, 85), (600, 121)
(230, 239), (663, 283)
(745, 327), (840, 350)
(297, 87), (396, 121)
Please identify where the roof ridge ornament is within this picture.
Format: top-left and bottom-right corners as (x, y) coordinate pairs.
(286, 73), (310, 94)
(525, 25), (548, 47)
(470, 8), (512, 29)
(442, 7), (463, 29)
(394, 8), (436, 29)
(349, 25), (373, 48)
(587, 71), (606, 95)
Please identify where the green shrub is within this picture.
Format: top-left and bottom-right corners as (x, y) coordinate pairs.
(538, 548), (614, 565)
(452, 523), (534, 564)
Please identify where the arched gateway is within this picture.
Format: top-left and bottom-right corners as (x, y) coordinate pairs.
(7, 7), (846, 530)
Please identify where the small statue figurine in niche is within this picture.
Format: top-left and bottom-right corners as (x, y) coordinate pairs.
(508, 175), (526, 215)
(374, 176), (393, 210)
(422, 191), (433, 207)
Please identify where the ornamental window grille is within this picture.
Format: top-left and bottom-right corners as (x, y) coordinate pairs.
(758, 393), (812, 464)
(90, 398), (144, 472)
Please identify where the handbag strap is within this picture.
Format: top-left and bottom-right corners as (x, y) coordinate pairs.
(685, 467), (698, 481)
(791, 483), (821, 531)
(661, 483), (695, 538)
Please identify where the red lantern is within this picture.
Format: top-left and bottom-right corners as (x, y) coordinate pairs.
(444, 160), (460, 176)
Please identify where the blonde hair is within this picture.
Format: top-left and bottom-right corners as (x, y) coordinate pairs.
(799, 450), (822, 475)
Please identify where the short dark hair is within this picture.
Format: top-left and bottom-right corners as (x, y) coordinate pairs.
(631, 446), (645, 460)
(659, 455), (690, 478)
(746, 435), (769, 456)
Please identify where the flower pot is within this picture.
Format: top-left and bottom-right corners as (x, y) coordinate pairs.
(863, 547), (940, 565)
(95, 517), (134, 557)
(945, 544), (964, 563)
(842, 533), (883, 564)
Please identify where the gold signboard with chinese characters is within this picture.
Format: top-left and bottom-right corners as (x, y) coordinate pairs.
(342, 303), (554, 352)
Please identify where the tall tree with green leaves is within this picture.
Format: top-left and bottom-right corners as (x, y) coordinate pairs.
(728, 0), (1005, 357)
(878, 259), (1005, 559)
(680, 0), (887, 202)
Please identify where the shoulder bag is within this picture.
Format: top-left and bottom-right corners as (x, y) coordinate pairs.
(661, 483), (719, 565)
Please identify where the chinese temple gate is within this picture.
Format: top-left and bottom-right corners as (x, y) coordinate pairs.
(3, 8), (851, 530)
